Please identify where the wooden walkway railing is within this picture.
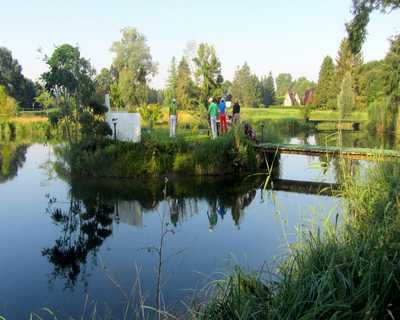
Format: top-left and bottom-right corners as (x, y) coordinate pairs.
(256, 143), (400, 159)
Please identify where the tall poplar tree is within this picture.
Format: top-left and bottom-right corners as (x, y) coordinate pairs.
(338, 72), (355, 121)
(333, 38), (363, 109)
(261, 72), (276, 106)
(176, 57), (195, 109)
(165, 56), (178, 106)
(315, 56), (336, 109)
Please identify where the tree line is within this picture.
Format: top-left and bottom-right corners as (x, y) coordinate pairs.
(1, 11), (399, 136)
(0, 27), (318, 115)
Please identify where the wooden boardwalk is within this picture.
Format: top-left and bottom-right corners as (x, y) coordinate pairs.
(256, 143), (400, 159)
(272, 179), (339, 196)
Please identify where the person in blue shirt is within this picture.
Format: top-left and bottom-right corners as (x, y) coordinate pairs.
(219, 98), (227, 134)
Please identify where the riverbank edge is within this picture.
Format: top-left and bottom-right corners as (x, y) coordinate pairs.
(55, 129), (266, 179)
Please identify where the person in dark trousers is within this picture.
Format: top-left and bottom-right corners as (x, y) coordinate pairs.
(232, 99), (241, 124)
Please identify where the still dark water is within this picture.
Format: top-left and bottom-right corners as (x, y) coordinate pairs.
(0, 142), (346, 319)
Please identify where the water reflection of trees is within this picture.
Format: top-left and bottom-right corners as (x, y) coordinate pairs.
(42, 195), (114, 288)
(314, 129), (398, 150)
(0, 143), (27, 183)
(43, 177), (262, 287)
(70, 177), (262, 228)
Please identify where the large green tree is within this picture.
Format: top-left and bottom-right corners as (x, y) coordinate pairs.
(0, 47), (36, 108)
(315, 56), (336, 109)
(384, 34), (400, 132)
(275, 73), (293, 98)
(193, 43), (222, 109)
(111, 27), (157, 108)
(231, 63), (261, 107)
(358, 60), (386, 107)
(347, 0), (400, 54)
(42, 44), (96, 107)
(42, 44), (98, 142)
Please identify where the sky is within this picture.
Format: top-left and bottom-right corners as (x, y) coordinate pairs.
(1, 0), (399, 89)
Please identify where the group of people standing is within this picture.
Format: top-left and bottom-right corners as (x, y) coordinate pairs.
(168, 96), (241, 139)
(208, 96), (241, 139)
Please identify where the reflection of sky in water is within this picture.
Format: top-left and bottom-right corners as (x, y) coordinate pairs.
(279, 154), (337, 183)
(0, 144), (341, 318)
(289, 135), (317, 145)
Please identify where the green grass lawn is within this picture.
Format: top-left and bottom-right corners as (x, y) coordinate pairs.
(155, 107), (368, 128)
(142, 126), (210, 142)
(241, 107), (368, 123)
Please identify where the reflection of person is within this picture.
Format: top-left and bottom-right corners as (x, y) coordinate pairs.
(241, 190), (257, 209)
(230, 190), (257, 228)
(232, 99), (241, 124)
(218, 98), (227, 134)
(217, 204), (226, 220)
(207, 203), (218, 231)
(208, 97), (218, 139)
(169, 198), (179, 227)
(169, 98), (177, 138)
(231, 198), (242, 229)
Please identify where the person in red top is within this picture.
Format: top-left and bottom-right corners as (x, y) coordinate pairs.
(218, 98), (227, 134)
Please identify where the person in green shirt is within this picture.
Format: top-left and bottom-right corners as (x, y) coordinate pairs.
(169, 98), (177, 138)
(208, 97), (218, 139)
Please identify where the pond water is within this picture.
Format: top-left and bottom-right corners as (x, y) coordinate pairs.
(259, 121), (400, 151)
(0, 136), (365, 319)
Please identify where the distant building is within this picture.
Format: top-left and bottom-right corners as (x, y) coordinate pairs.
(303, 88), (316, 105)
(283, 92), (301, 106)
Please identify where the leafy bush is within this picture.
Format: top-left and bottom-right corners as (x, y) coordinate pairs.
(139, 104), (162, 129)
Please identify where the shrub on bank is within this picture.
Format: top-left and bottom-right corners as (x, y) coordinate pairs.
(64, 129), (258, 178)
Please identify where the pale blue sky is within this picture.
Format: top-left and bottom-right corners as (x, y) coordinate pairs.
(1, 0), (399, 88)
